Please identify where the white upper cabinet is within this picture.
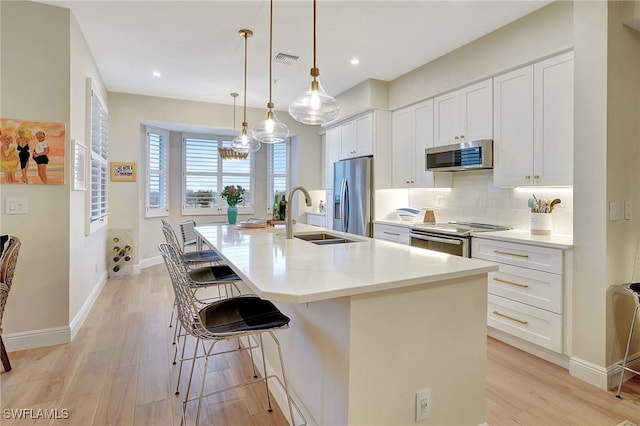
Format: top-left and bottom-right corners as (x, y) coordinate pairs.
(323, 110), (392, 190)
(392, 99), (451, 188)
(325, 126), (341, 190)
(493, 51), (574, 186)
(340, 112), (373, 159)
(433, 79), (493, 146)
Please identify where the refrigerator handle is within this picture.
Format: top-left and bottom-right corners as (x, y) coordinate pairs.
(344, 180), (350, 232)
(340, 178), (347, 232)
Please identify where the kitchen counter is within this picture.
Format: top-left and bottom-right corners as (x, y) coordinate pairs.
(195, 223), (496, 426)
(196, 223), (496, 303)
(472, 229), (573, 249)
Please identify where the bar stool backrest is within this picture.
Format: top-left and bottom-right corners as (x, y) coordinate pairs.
(158, 242), (206, 338)
(0, 236), (21, 334)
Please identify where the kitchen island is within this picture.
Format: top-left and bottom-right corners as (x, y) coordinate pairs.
(196, 223), (497, 426)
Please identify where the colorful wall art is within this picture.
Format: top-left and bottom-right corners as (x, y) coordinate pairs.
(0, 118), (66, 185)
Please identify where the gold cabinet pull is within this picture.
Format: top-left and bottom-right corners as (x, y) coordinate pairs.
(494, 250), (529, 258)
(493, 310), (529, 325)
(493, 277), (529, 288)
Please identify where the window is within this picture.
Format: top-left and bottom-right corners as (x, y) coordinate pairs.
(145, 127), (169, 217)
(267, 141), (289, 210)
(182, 134), (254, 215)
(89, 85), (109, 231)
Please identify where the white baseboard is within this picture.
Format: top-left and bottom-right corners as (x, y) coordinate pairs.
(69, 270), (108, 340)
(3, 326), (70, 352)
(569, 356), (610, 390)
(139, 255), (163, 269)
(488, 327), (570, 369)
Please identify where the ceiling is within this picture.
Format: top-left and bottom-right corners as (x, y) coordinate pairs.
(42, 0), (552, 110)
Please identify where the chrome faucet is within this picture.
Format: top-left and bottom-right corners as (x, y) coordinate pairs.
(286, 186), (312, 239)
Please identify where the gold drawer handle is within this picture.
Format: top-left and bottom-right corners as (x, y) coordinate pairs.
(493, 310), (529, 325)
(493, 277), (529, 288)
(494, 250), (529, 258)
(383, 231), (401, 236)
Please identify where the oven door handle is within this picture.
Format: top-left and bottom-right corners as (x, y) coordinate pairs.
(410, 233), (464, 245)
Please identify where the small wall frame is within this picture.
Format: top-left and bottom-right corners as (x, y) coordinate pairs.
(110, 162), (137, 182)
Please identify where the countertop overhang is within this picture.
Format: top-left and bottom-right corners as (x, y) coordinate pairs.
(196, 223), (497, 304)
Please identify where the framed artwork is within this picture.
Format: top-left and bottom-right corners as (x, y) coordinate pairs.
(73, 140), (87, 191)
(0, 117), (66, 185)
(110, 162), (137, 182)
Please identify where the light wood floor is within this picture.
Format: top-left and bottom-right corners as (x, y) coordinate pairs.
(2, 264), (640, 425)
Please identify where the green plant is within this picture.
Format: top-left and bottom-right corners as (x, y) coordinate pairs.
(220, 185), (246, 207)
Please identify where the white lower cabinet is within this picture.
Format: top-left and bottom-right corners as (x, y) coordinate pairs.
(374, 223), (410, 245)
(473, 237), (564, 353)
(306, 213), (326, 227)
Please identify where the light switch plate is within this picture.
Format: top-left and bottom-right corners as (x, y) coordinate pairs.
(5, 197), (28, 215)
(609, 201), (620, 221)
(625, 201), (632, 220)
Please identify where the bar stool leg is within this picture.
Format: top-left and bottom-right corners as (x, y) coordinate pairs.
(617, 304), (639, 398)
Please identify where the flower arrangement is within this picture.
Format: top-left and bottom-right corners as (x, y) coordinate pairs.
(221, 185), (246, 207)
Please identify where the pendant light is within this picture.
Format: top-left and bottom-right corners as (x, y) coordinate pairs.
(232, 29), (261, 153)
(219, 93), (248, 160)
(252, 0), (290, 144)
(288, 0), (339, 125)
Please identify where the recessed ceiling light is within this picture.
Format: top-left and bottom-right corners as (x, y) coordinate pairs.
(350, 58), (359, 65)
(152, 71), (161, 77)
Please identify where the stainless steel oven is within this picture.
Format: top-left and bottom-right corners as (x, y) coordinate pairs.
(410, 229), (470, 257)
(409, 222), (511, 257)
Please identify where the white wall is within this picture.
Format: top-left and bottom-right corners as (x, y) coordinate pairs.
(107, 92), (322, 263)
(0, 1), (71, 343)
(389, 1), (574, 109)
(69, 11), (109, 332)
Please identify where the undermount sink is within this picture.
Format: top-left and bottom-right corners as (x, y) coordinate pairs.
(294, 232), (357, 245)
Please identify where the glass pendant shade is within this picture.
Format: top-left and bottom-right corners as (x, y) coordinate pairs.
(289, 78), (339, 125)
(252, 110), (290, 144)
(232, 126), (261, 153)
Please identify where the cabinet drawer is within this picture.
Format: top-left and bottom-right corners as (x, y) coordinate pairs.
(472, 238), (562, 274)
(374, 223), (410, 245)
(488, 263), (562, 314)
(488, 294), (562, 352)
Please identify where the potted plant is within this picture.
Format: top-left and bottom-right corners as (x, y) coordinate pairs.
(220, 185), (246, 224)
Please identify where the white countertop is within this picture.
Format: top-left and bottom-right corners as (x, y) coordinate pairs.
(196, 223), (497, 303)
(472, 229), (573, 249)
(374, 219), (419, 227)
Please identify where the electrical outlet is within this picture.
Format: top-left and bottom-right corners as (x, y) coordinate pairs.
(416, 389), (431, 422)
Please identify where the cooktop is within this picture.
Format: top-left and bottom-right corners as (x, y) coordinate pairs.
(410, 221), (512, 237)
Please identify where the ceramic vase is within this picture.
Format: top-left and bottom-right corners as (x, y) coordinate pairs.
(530, 213), (552, 235)
(227, 205), (238, 225)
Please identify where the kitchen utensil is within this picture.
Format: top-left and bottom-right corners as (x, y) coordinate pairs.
(550, 198), (561, 211)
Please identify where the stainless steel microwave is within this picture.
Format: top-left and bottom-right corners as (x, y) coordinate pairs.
(425, 139), (493, 172)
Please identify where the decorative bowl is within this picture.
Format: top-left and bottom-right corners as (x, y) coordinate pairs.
(395, 208), (420, 221)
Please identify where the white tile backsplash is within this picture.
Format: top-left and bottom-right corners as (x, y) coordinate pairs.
(376, 170), (573, 235)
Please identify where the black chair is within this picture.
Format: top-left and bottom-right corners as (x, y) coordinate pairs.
(0, 235), (21, 372)
(158, 242), (300, 426)
(616, 282), (640, 398)
(161, 219), (221, 267)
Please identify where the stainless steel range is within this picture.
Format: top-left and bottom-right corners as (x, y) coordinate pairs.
(409, 221), (511, 257)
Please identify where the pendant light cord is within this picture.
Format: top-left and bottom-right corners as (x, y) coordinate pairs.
(242, 31), (248, 128)
(268, 0), (274, 108)
(313, 0), (317, 72)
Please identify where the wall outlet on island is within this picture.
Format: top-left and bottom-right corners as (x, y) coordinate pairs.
(416, 388), (431, 422)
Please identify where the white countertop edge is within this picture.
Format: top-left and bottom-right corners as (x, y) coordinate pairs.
(472, 230), (573, 249)
(374, 219), (419, 227)
(306, 212), (326, 216)
(259, 266), (498, 304)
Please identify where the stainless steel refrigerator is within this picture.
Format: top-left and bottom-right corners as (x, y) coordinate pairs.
(333, 156), (373, 237)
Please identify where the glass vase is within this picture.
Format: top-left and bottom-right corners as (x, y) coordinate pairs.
(227, 205), (238, 225)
